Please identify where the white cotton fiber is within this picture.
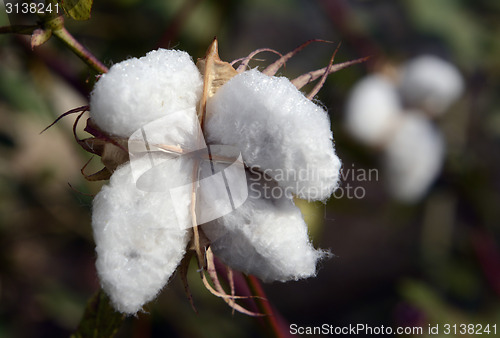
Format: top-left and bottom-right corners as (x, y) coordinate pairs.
(399, 55), (464, 116)
(383, 111), (444, 202)
(127, 107), (206, 191)
(202, 171), (327, 282)
(92, 157), (193, 314)
(90, 49), (203, 137)
(345, 74), (402, 145)
(205, 69), (341, 201)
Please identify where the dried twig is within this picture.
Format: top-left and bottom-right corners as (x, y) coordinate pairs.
(263, 39), (331, 76)
(306, 42), (341, 99)
(232, 48), (283, 73)
(292, 56), (370, 90)
(40, 105), (89, 134)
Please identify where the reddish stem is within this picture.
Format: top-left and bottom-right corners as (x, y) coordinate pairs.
(52, 26), (109, 74)
(245, 275), (292, 338)
(471, 229), (500, 297)
(213, 259), (292, 337)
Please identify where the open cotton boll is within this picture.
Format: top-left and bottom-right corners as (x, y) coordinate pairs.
(383, 111), (444, 202)
(203, 171), (327, 282)
(345, 74), (402, 145)
(92, 157), (193, 314)
(399, 55), (464, 116)
(205, 69), (341, 201)
(90, 49), (203, 137)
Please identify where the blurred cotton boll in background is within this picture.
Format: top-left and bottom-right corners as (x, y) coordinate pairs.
(383, 112), (445, 202)
(399, 55), (465, 117)
(345, 74), (402, 146)
(344, 55), (464, 202)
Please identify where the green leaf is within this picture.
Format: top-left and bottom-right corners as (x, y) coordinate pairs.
(61, 0), (94, 21)
(71, 289), (125, 338)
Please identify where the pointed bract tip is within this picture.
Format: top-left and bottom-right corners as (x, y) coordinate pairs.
(206, 37), (220, 60)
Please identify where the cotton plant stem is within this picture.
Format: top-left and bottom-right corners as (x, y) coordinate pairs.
(52, 26), (108, 74)
(0, 24), (38, 34)
(1, 16), (107, 74)
(245, 275), (289, 338)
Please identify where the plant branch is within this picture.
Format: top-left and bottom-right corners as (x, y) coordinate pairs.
(1, 15), (107, 75)
(0, 24), (38, 34)
(245, 275), (291, 338)
(52, 26), (108, 74)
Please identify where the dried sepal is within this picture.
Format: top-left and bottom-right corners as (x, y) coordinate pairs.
(306, 42), (341, 100)
(190, 40), (264, 316)
(75, 115), (129, 178)
(82, 119), (128, 155)
(82, 168), (111, 182)
(80, 158), (112, 181)
(187, 210), (262, 316)
(188, 222), (224, 303)
(201, 247), (264, 316)
(184, 226), (263, 316)
(100, 142), (129, 173)
(232, 48), (283, 73)
(226, 266), (236, 315)
(77, 138), (105, 156)
(292, 56), (370, 90)
(205, 247), (235, 308)
(42, 106), (125, 181)
(196, 38), (238, 128)
(179, 251), (198, 314)
(262, 39), (331, 76)
(40, 105), (89, 134)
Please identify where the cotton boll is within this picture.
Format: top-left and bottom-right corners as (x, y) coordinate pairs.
(203, 171), (327, 282)
(345, 74), (402, 145)
(92, 157), (193, 314)
(383, 111), (444, 202)
(399, 55), (464, 116)
(205, 69), (341, 201)
(90, 49), (203, 138)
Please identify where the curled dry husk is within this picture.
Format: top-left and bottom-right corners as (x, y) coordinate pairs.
(52, 38), (367, 315)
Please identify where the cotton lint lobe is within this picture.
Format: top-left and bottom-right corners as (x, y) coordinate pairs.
(89, 49), (203, 137)
(205, 69), (341, 201)
(92, 157), (193, 314)
(203, 171), (328, 283)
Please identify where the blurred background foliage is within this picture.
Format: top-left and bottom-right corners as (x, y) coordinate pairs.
(1, 0), (500, 337)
